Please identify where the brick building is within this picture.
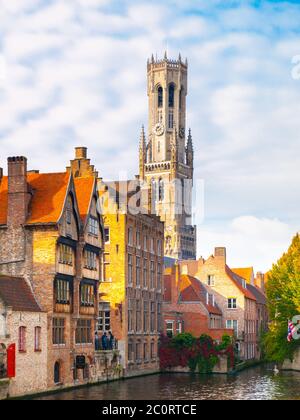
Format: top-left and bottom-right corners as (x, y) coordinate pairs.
(180, 248), (267, 360)
(0, 276), (47, 398)
(99, 179), (164, 375)
(0, 155), (105, 390)
(163, 264), (233, 341)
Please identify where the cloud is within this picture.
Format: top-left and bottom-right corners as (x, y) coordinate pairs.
(198, 216), (295, 272)
(0, 0), (299, 270)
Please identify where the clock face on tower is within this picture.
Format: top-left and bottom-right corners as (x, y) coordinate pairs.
(153, 123), (164, 136)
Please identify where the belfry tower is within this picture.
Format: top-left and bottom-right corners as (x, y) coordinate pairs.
(139, 53), (197, 260)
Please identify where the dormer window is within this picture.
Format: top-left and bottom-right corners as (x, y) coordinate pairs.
(88, 217), (99, 236)
(207, 275), (215, 286)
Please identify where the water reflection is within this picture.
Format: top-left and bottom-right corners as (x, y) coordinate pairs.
(36, 366), (300, 400)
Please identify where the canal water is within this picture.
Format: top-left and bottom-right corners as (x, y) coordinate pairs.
(36, 366), (300, 400)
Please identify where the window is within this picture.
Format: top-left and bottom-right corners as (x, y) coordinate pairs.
(143, 236), (147, 251)
(54, 361), (60, 384)
(151, 342), (155, 359)
(59, 244), (73, 265)
(76, 319), (92, 344)
(150, 238), (155, 253)
(18, 327), (26, 352)
(143, 301), (149, 333)
(98, 302), (110, 331)
(169, 83), (175, 108)
(34, 327), (41, 352)
(143, 342), (148, 360)
(158, 86), (163, 108)
(158, 178), (164, 201)
(80, 283), (95, 307)
(128, 255), (133, 285)
(88, 217), (99, 236)
(157, 303), (162, 332)
(136, 300), (141, 332)
(143, 259), (148, 288)
(226, 320), (238, 336)
(53, 318), (65, 345)
(157, 263), (162, 290)
(136, 257), (141, 287)
(207, 275), (215, 286)
(150, 302), (155, 332)
(157, 240), (162, 256)
(84, 250), (97, 270)
(150, 261), (155, 289)
(128, 342), (134, 362)
(55, 279), (70, 304)
(136, 230), (141, 249)
(128, 299), (134, 332)
(228, 298), (237, 309)
(168, 112), (174, 129)
(176, 321), (182, 335)
(136, 342), (141, 361)
(179, 87), (183, 109)
(104, 227), (110, 244)
(128, 227), (134, 246)
(166, 321), (174, 337)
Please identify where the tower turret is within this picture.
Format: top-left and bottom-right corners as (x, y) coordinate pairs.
(186, 128), (194, 168)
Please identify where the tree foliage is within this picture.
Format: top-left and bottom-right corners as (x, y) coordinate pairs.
(263, 234), (300, 362)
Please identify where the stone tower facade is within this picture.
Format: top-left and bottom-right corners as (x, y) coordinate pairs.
(139, 54), (197, 260)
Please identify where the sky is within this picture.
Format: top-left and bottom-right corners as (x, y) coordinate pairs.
(0, 0), (300, 272)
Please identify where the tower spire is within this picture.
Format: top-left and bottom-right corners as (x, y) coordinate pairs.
(186, 128), (194, 168)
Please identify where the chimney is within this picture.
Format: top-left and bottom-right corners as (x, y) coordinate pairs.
(255, 272), (265, 292)
(7, 156), (29, 226)
(75, 147), (87, 159)
(214, 247), (226, 266)
(0, 166), (3, 182)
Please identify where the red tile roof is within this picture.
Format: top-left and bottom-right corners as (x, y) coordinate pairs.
(231, 267), (254, 284)
(164, 271), (222, 316)
(0, 173), (70, 225)
(74, 177), (95, 223)
(226, 266), (256, 301)
(0, 276), (42, 312)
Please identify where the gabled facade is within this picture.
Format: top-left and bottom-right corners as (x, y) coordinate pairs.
(163, 264), (233, 341)
(0, 155), (104, 390)
(0, 276), (47, 398)
(180, 248), (262, 361)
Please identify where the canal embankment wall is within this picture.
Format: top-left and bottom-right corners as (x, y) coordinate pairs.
(282, 348), (300, 372)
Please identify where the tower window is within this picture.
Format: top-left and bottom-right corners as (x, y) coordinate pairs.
(179, 87), (184, 110)
(159, 178), (164, 202)
(158, 86), (163, 108)
(168, 83), (175, 108)
(168, 112), (174, 129)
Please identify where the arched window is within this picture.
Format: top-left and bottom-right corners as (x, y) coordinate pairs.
(179, 86), (184, 109)
(158, 178), (164, 202)
(157, 86), (163, 108)
(54, 361), (61, 384)
(168, 83), (175, 108)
